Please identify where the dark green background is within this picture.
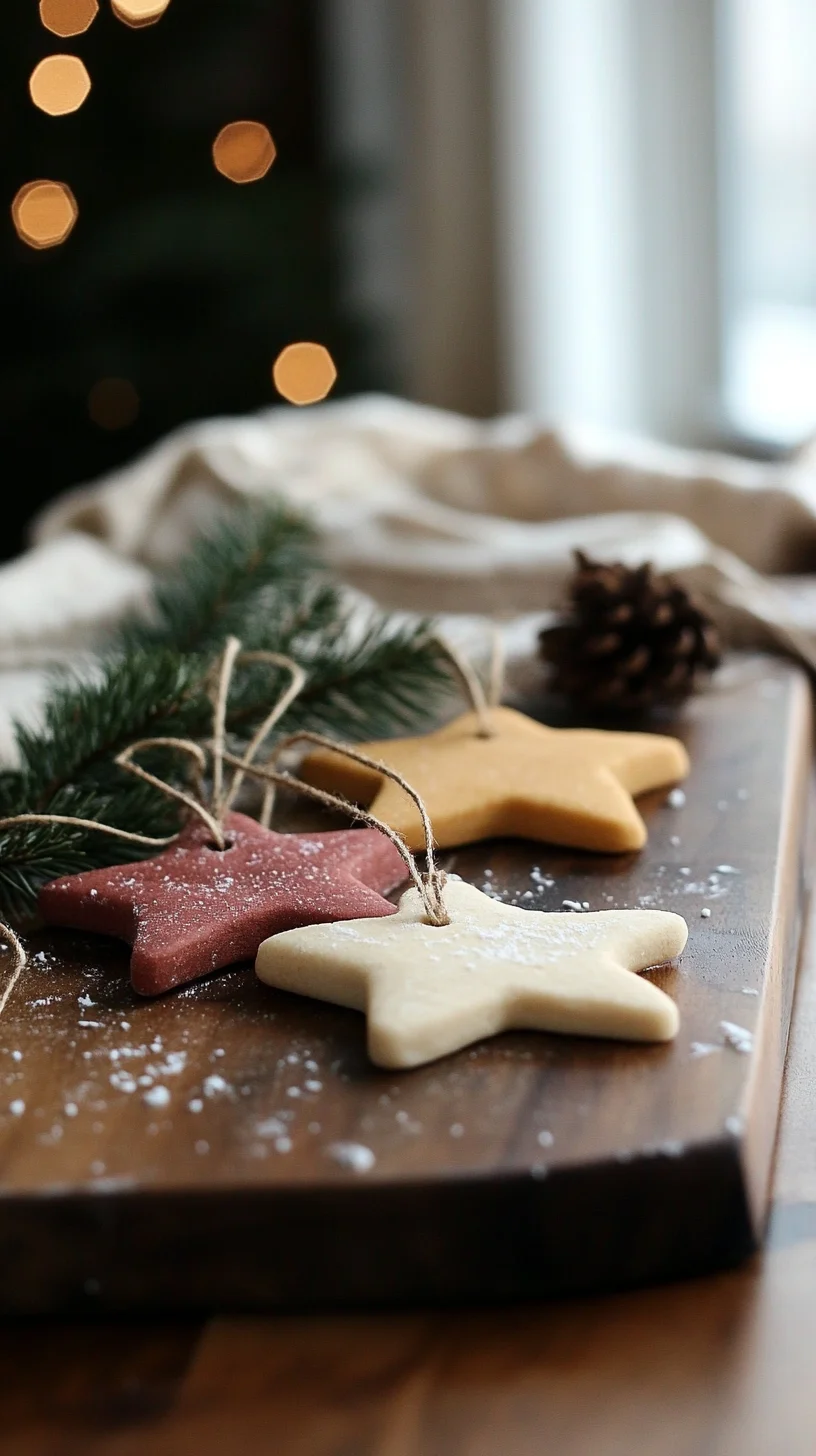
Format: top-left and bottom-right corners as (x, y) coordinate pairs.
(1, 0), (379, 558)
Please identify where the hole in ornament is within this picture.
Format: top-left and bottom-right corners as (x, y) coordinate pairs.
(204, 836), (235, 853)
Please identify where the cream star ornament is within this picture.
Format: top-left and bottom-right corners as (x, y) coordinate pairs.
(300, 706), (689, 854)
(255, 880), (688, 1069)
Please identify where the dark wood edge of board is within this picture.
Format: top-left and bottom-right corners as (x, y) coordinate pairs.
(0, 1138), (756, 1314)
(739, 672), (814, 1240)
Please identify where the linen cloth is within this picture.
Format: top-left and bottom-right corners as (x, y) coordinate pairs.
(3, 393), (816, 756)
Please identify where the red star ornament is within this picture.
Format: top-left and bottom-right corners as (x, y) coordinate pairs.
(38, 812), (406, 996)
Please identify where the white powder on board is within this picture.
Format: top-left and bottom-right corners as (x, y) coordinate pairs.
(326, 1141), (376, 1173)
(721, 1022), (754, 1055)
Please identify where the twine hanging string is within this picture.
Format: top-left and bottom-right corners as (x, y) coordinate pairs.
(0, 923), (30, 990)
(487, 625), (506, 711)
(115, 737), (222, 843)
(222, 730), (450, 927)
(218, 647), (306, 823)
(434, 628), (505, 739)
(0, 629), (509, 978)
(116, 640), (307, 848)
(209, 633), (242, 825)
(0, 637), (307, 985)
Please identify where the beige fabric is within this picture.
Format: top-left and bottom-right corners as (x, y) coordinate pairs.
(3, 393), (816, 756)
(29, 395), (816, 639)
(32, 394), (816, 586)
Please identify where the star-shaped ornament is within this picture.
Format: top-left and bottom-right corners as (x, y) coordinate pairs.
(256, 880), (687, 1068)
(39, 812), (406, 996)
(301, 707), (688, 854)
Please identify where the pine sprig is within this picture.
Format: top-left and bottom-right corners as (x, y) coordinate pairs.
(0, 500), (452, 920)
(0, 783), (180, 923)
(288, 619), (452, 740)
(117, 499), (319, 655)
(13, 651), (205, 808)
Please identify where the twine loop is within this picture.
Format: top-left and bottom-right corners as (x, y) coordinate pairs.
(0, 636), (305, 980)
(222, 731), (450, 927)
(114, 639), (307, 849)
(0, 631), (454, 986)
(434, 628), (505, 738)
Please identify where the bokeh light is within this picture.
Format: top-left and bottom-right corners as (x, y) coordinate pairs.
(12, 181), (78, 249)
(87, 377), (140, 430)
(111, 0), (172, 28)
(213, 121), (276, 184)
(272, 343), (337, 406)
(29, 55), (91, 116)
(39, 0), (99, 37)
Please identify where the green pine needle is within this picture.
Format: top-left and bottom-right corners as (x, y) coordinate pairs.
(0, 500), (453, 921)
(116, 498), (319, 655)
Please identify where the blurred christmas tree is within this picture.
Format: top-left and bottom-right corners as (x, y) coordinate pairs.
(0, 0), (387, 558)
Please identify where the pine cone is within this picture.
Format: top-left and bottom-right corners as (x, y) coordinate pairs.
(539, 551), (721, 713)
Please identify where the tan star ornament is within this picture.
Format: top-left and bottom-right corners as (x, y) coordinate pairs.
(256, 880), (687, 1068)
(301, 707), (689, 854)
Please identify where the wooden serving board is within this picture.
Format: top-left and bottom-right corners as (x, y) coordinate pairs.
(0, 654), (810, 1313)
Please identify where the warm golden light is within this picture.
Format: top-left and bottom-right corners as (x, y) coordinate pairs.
(39, 0), (99, 37)
(88, 377), (140, 430)
(29, 55), (91, 116)
(12, 180), (78, 249)
(111, 0), (171, 28)
(213, 121), (276, 184)
(273, 343), (338, 406)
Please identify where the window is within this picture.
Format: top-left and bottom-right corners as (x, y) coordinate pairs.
(720, 0), (816, 446)
(490, 0), (816, 449)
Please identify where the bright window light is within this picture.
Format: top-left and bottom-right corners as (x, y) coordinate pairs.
(721, 0), (816, 445)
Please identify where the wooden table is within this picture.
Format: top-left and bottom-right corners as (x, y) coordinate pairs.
(2, 912), (816, 1455)
(2, 696), (816, 1452)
